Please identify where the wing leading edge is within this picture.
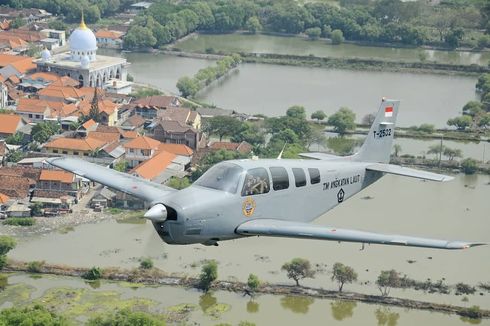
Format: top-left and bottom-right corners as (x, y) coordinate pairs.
(47, 157), (175, 203)
(236, 219), (485, 250)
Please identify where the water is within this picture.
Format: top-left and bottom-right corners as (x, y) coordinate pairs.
(2, 274), (488, 325)
(10, 173), (490, 310)
(176, 33), (490, 66)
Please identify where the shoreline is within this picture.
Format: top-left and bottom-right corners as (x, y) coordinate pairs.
(4, 261), (489, 320)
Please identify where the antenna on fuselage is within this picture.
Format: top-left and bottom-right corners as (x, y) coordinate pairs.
(277, 142), (287, 160)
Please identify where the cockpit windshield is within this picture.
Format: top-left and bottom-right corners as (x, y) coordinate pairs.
(195, 162), (244, 193)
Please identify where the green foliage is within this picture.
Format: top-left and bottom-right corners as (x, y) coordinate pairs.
(0, 304), (69, 326)
(246, 16), (262, 33)
(32, 121), (61, 143)
(129, 87), (162, 99)
(3, 217), (35, 226)
(82, 267), (103, 280)
(139, 257), (154, 270)
(166, 177), (191, 190)
(376, 270), (401, 296)
(331, 262), (358, 292)
(331, 29), (344, 44)
(87, 308), (165, 326)
(204, 116), (244, 141)
(305, 27), (322, 40)
(281, 258), (315, 286)
(327, 107), (356, 134)
(311, 110), (326, 122)
(461, 158), (478, 174)
(199, 260), (218, 292)
(5, 150), (24, 163)
(247, 274), (260, 292)
(27, 261), (45, 273)
(447, 115), (473, 130)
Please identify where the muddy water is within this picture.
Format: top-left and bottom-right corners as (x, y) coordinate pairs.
(2, 274), (488, 325)
(10, 173), (490, 310)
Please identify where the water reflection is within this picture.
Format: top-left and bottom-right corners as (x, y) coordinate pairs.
(330, 300), (357, 321)
(246, 300), (259, 313)
(375, 307), (400, 326)
(280, 295), (314, 314)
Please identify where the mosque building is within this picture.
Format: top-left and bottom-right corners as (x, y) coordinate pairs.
(36, 15), (131, 92)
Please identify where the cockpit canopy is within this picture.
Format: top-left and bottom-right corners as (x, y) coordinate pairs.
(194, 162), (244, 194)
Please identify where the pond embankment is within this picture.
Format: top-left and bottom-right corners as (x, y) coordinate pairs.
(5, 260), (488, 320)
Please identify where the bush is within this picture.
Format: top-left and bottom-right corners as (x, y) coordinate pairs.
(199, 260), (218, 292)
(461, 158), (478, 175)
(27, 261), (45, 273)
(3, 218), (35, 226)
(139, 257), (154, 270)
(82, 267), (102, 280)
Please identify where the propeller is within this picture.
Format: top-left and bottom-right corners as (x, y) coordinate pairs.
(144, 203), (167, 222)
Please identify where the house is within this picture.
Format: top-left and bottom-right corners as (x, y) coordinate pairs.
(95, 29), (124, 49)
(35, 169), (83, 200)
(0, 113), (26, 138)
(151, 120), (202, 150)
(209, 141), (253, 155)
(123, 135), (161, 168)
(131, 95), (181, 119)
(120, 114), (145, 131)
(42, 136), (107, 157)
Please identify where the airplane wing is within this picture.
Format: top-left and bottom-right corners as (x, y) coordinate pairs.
(366, 163), (453, 182)
(236, 219), (485, 250)
(47, 157), (176, 203)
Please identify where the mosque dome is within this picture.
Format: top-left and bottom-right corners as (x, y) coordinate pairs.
(80, 55), (90, 68)
(40, 48), (51, 61)
(69, 14), (97, 62)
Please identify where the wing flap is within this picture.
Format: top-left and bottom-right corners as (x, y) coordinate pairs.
(47, 157), (175, 203)
(366, 163), (453, 182)
(236, 219), (484, 250)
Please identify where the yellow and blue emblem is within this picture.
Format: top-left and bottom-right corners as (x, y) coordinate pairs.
(242, 197), (256, 217)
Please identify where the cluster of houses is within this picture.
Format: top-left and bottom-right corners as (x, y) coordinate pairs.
(0, 6), (254, 218)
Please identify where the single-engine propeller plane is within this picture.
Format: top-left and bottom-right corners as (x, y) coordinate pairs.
(48, 98), (485, 250)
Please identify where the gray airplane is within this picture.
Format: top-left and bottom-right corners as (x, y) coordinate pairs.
(48, 98), (485, 250)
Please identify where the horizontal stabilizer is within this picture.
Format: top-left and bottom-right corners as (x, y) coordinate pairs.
(366, 163), (453, 182)
(299, 153), (342, 160)
(236, 219), (485, 250)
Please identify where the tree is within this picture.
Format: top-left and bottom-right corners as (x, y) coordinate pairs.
(246, 16), (262, 34)
(305, 27), (322, 40)
(0, 305), (68, 326)
(199, 260), (218, 292)
(447, 115), (472, 131)
(281, 258), (315, 286)
(247, 274), (260, 294)
(203, 116), (243, 141)
(327, 107), (356, 134)
(461, 158), (478, 175)
(376, 270), (401, 296)
(176, 76), (199, 98)
(311, 110), (326, 123)
(87, 309), (165, 326)
(331, 262), (357, 292)
(331, 29), (344, 44)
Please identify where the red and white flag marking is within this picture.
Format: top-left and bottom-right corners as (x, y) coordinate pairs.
(384, 106), (393, 117)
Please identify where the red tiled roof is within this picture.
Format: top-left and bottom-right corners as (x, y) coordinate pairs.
(131, 150), (176, 180)
(123, 135), (160, 150)
(39, 169), (74, 183)
(0, 113), (22, 134)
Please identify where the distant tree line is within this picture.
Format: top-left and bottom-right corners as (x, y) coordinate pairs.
(120, 0), (490, 49)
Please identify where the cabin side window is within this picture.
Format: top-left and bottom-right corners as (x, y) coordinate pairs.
(242, 167), (270, 196)
(292, 168), (306, 187)
(308, 168), (321, 184)
(270, 167), (289, 191)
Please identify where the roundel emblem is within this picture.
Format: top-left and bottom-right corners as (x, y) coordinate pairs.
(242, 197), (256, 217)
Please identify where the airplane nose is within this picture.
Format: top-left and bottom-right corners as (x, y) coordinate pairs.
(144, 204), (167, 222)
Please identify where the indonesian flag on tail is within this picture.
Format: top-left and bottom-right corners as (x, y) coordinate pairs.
(385, 106), (393, 117)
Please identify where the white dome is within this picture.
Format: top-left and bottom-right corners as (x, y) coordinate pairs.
(80, 55), (90, 68)
(69, 27), (97, 52)
(41, 48), (51, 61)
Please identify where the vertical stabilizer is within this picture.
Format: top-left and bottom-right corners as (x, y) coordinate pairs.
(353, 98), (400, 163)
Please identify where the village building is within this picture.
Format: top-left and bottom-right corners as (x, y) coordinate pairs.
(36, 16), (130, 89)
(0, 113), (26, 138)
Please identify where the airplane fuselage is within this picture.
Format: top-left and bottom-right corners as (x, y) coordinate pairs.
(152, 159), (383, 245)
